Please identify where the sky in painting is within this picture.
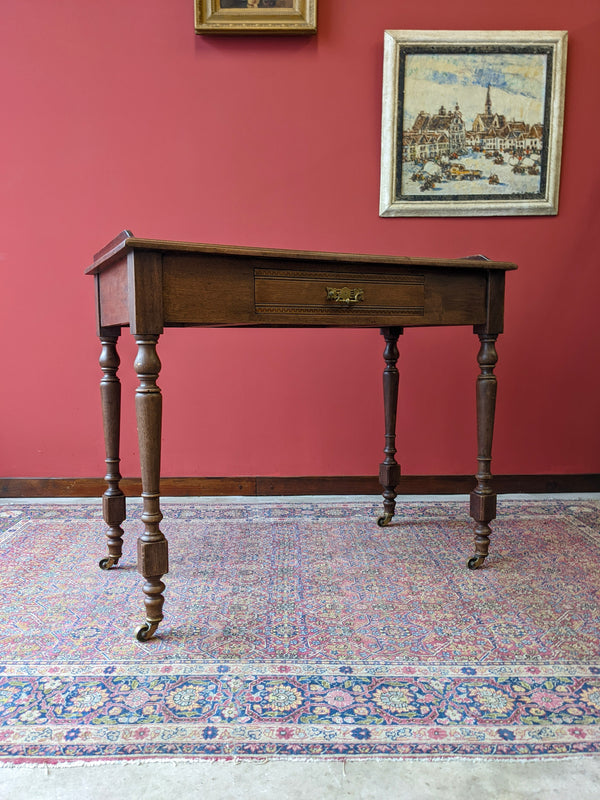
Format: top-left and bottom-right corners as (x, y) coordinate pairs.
(403, 52), (547, 128)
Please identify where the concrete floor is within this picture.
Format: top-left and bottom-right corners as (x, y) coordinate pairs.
(2, 494), (599, 798)
(1, 757), (600, 799)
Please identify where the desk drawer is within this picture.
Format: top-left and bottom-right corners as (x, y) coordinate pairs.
(254, 268), (425, 319)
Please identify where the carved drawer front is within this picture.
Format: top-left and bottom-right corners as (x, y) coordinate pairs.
(254, 268), (425, 318)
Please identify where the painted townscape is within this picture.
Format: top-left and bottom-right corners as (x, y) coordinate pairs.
(400, 51), (548, 198)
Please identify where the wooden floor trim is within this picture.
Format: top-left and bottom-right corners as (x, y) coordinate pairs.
(1, 475), (599, 498)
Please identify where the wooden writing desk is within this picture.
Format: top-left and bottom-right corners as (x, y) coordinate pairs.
(87, 231), (517, 641)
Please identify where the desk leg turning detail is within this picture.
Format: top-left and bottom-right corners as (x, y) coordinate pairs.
(468, 333), (498, 570)
(378, 327), (403, 527)
(134, 335), (168, 641)
(99, 331), (126, 570)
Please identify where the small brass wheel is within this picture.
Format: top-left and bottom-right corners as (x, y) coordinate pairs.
(99, 556), (119, 570)
(135, 621), (160, 642)
(467, 555), (486, 570)
(377, 513), (394, 528)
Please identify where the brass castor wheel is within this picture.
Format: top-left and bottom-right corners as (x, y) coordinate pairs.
(377, 513), (394, 528)
(135, 621), (160, 642)
(467, 555), (486, 570)
(99, 556), (119, 570)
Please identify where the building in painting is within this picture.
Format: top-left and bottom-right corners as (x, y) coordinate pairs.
(467, 85), (543, 154)
(402, 86), (544, 162)
(402, 104), (467, 162)
(471, 84), (507, 136)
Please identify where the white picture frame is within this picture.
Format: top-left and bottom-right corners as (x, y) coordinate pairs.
(379, 30), (568, 217)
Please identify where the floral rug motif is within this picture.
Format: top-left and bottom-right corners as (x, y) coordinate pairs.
(1, 497), (600, 763)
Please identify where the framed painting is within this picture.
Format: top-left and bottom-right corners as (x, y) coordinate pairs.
(195, 0), (316, 35)
(379, 30), (568, 217)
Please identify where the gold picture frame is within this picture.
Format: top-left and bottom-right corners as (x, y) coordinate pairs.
(195, 0), (317, 35)
(380, 30), (568, 217)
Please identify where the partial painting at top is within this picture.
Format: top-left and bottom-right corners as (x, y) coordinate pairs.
(219, 1), (293, 7)
(195, 0), (316, 34)
(380, 31), (567, 217)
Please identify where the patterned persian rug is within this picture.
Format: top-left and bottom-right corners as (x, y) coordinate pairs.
(1, 496), (599, 764)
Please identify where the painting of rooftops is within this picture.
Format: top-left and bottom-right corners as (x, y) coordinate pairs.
(380, 32), (567, 216)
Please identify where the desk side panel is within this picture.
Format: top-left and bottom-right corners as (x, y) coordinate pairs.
(97, 258), (129, 328)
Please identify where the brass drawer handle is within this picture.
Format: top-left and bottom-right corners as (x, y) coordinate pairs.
(326, 286), (364, 305)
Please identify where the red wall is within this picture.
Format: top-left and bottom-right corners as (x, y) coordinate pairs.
(1, 2), (599, 480)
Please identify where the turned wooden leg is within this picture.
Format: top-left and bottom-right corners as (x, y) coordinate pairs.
(98, 330), (126, 570)
(468, 334), (498, 569)
(133, 335), (168, 641)
(377, 327), (403, 527)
